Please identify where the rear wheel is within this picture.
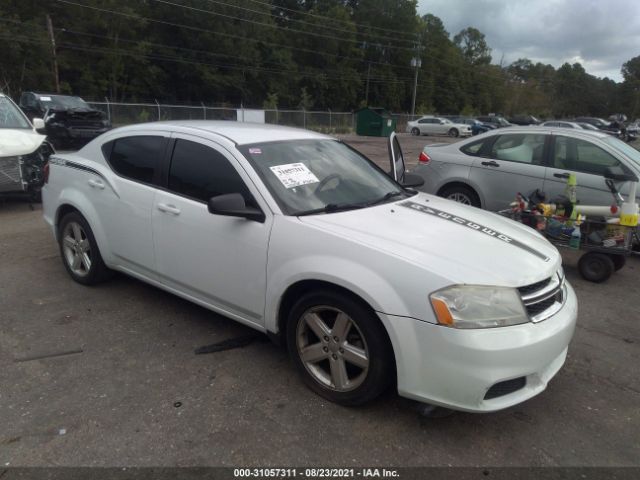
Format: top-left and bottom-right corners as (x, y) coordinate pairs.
(58, 212), (112, 285)
(286, 289), (393, 406)
(411, 127), (420, 136)
(578, 252), (614, 283)
(448, 128), (459, 137)
(439, 184), (481, 207)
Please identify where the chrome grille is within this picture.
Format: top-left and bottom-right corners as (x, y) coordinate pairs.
(518, 269), (566, 323)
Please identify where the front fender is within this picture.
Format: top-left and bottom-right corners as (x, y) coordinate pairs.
(264, 254), (412, 334)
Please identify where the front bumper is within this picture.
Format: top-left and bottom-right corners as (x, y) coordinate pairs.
(380, 281), (577, 412)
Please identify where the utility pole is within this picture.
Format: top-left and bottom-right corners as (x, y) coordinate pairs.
(365, 62), (371, 106)
(410, 57), (422, 117)
(46, 14), (60, 93)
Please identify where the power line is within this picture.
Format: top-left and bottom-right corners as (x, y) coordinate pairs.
(148, 0), (418, 52)
(0, 33), (421, 87)
(54, 0), (419, 71)
(242, 0), (420, 39)
(194, 0), (419, 46)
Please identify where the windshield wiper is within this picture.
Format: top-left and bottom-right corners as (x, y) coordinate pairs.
(296, 202), (366, 216)
(365, 190), (404, 207)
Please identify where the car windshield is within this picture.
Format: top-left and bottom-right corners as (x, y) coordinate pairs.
(580, 123), (599, 131)
(0, 96), (31, 129)
(603, 136), (640, 168)
(440, 119), (452, 124)
(240, 139), (407, 215)
(38, 95), (90, 110)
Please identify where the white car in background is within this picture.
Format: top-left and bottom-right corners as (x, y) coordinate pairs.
(43, 123), (576, 413)
(406, 116), (472, 138)
(0, 93), (53, 200)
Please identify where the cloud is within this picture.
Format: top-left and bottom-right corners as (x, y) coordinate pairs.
(417, 0), (640, 81)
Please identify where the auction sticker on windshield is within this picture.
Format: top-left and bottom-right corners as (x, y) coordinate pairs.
(270, 163), (319, 189)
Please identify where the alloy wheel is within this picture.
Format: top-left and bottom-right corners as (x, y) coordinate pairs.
(447, 192), (472, 205)
(296, 306), (370, 392)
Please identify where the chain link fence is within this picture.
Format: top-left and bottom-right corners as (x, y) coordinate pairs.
(88, 101), (358, 134)
(87, 100), (427, 134)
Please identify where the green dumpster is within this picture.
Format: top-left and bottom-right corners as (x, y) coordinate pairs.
(355, 107), (397, 136)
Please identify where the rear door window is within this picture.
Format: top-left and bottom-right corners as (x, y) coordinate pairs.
(108, 135), (167, 185)
(167, 139), (256, 205)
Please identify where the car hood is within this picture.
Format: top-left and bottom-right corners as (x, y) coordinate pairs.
(299, 193), (560, 287)
(0, 129), (45, 156)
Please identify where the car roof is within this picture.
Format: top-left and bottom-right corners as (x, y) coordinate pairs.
(482, 126), (610, 139)
(116, 120), (333, 145)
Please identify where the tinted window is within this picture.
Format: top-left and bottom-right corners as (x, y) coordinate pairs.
(418, 118), (431, 124)
(489, 134), (545, 164)
(168, 139), (255, 204)
(110, 136), (165, 184)
(552, 136), (622, 175)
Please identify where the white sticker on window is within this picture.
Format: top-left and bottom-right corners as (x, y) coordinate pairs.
(40, 96), (52, 101)
(270, 163), (319, 189)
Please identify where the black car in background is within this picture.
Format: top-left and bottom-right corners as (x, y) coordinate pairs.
(475, 115), (513, 128)
(508, 114), (541, 125)
(19, 92), (111, 149)
(573, 116), (621, 136)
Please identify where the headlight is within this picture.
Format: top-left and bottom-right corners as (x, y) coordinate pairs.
(430, 285), (528, 329)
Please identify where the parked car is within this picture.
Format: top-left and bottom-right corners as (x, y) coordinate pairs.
(509, 115), (541, 126)
(573, 116), (621, 136)
(442, 116), (494, 135)
(0, 93), (54, 201)
(19, 92), (111, 149)
(476, 115), (513, 128)
(43, 122), (576, 413)
(406, 116), (472, 137)
(540, 120), (583, 129)
(412, 126), (640, 212)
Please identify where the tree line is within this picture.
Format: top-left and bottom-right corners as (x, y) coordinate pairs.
(1, 0), (639, 118)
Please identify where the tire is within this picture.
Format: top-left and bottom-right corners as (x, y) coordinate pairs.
(448, 128), (459, 138)
(578, 252), (614, 283)
(58, 212), (113, 285)
(411, 127), (420, 136)
(286, 289), (394, 406)
(610, 254), (626, 272)
(438, 184), (481, 207)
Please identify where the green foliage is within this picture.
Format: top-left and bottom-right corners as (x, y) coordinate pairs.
(0, 1), (635, 118)
(263, 93), (279, 110)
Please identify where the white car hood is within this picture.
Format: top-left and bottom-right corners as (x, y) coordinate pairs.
(300, 193), (560, 287)
(0, 129), (45, 156)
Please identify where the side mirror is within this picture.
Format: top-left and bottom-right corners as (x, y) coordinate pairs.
(401, 173), (425, 188)
(207, 193), (265, 223)
(32, 118), (45, 131)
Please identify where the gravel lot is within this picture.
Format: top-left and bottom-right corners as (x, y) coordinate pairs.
(0, 133), (639, 468)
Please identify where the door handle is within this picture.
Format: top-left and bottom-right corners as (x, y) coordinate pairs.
(157, 203), (181, 215)
(88, 178), (105, 189)
(481, 160), (499, 167)
(554, 172), (571, 179)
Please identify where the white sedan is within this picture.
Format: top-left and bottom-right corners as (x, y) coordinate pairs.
(406, 116), (472, 137)
(42, 122), (576, 412)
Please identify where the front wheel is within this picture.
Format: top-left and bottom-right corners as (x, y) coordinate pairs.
(448, 128), (459, 137)
(286, 290), (394, 406)
(411, 127), (420, 136)
(58, 212), (113, 285)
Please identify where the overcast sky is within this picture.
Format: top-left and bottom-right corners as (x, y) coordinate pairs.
(417, 0), (640, 82)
